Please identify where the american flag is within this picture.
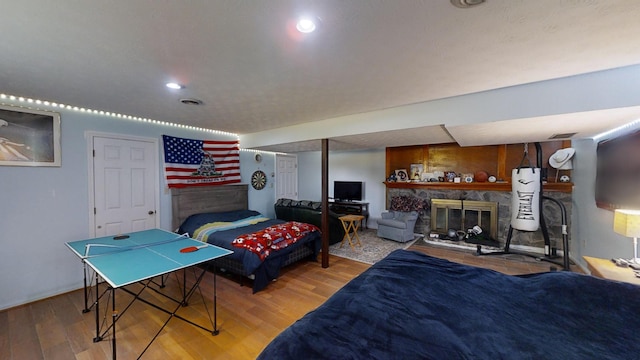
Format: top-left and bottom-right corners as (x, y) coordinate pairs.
(162, 135), (241, 188)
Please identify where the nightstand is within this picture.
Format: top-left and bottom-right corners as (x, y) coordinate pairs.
(583, 256), (640, 286)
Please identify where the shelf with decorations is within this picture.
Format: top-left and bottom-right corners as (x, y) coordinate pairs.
(384, 141), (573, 193)
(383, 180), (572, 192)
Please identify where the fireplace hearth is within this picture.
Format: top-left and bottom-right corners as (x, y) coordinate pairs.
(385, 187), (571, 250)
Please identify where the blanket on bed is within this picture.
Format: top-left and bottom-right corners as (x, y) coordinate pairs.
(232, 221), (319, 261)
(192, 214), (270, 242)
(258, 250), (640, 359)
(178, 210), (321, 292)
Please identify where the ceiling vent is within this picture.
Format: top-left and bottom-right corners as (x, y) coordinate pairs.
(549, 132), (577, 139)
(180, 98), (203, 105)
(450, 0), (486, 8)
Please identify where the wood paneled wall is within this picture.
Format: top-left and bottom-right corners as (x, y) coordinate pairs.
(386, 141), (571, 184)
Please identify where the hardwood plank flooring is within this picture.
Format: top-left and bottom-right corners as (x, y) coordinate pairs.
(1, 245), (580, 359)
(410, 242), (583, 274)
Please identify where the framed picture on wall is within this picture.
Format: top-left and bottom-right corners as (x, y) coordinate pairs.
(0, 104), (61, 167)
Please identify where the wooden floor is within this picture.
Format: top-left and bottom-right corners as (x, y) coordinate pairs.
(410, 242), (582, 275)
(0, 245), (580, 360)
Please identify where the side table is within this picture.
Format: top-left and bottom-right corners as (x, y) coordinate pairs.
(339, 214), (365, 250)
(583, 256), (640, 286)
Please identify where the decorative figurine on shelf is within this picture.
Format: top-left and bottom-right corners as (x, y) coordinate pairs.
(387, 173), (397, 182)
(445, 171), (456, 182)
(474, 170), (489, 182)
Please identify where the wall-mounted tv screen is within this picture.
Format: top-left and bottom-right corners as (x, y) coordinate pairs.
(595, 129), (640, 210)
(334, 181), (363, 201)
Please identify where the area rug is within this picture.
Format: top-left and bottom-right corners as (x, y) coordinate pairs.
(328, 229), (419, 264)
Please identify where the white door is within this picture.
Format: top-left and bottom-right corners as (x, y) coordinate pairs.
(90, 134), (159, 237)
(276, 154), (298, 200)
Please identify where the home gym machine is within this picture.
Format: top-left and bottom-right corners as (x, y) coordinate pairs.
(475, 142), (571, 271)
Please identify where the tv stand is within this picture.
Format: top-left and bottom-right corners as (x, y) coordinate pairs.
(329, 200), (369, 229)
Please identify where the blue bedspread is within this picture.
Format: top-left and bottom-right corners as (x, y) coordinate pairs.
(258, 250), (640, 359)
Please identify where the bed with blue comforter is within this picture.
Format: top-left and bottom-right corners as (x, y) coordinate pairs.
(258, 249), (640, 359)
(178, 209), (321, 293)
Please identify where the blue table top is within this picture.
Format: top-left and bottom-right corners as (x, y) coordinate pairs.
(66, 229), (232, 287)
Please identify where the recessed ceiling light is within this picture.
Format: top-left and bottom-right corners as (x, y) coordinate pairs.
(296, 17), (317, 33)
(166, 82), (184, 90)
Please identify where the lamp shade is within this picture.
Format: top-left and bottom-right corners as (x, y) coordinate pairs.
(613, 209), (640, 237)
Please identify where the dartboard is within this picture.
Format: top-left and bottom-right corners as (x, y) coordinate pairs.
(251, 170), (267, 190)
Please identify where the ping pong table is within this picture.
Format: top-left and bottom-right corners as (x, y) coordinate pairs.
(66, 228), (232, 359)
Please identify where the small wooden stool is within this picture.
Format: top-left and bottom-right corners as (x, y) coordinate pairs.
(339, 214), (365, 249)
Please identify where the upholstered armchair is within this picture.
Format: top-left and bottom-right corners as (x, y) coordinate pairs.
(377, 210), (418, 243)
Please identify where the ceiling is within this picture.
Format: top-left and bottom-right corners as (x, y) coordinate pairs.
(2, 1), (640, 152)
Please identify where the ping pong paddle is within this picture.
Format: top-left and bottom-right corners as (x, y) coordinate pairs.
(180, 244), (208, 253)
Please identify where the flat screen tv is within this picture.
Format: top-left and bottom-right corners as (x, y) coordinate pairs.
(595, 129), (640, 210)
(334, 181), (363, 202)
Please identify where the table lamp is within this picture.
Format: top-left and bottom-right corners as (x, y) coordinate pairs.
(613, 209), (640, 263)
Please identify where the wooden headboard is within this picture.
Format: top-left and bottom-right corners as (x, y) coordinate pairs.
(171, 184), (249, 231)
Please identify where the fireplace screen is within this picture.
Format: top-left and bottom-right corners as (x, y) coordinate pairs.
(430, 199), (498, 240)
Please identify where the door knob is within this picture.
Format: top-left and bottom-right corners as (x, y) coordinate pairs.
(148, 210), (155, 215)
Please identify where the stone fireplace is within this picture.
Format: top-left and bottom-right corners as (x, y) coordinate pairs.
(386, 187), (572, 250)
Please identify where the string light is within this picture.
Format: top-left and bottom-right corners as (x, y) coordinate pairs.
(239, 148), (286, 156)
(593, 119), (640, 141)
(0, 93), (287, 155)
(0, 93), (239, 138)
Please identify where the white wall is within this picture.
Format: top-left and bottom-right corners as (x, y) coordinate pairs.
(297, 148), (386, 228)
(0, 99), (268, 310)
(242, 151), (277, 218)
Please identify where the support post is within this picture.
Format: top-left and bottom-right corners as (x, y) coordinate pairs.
(321, 139), (330, 268)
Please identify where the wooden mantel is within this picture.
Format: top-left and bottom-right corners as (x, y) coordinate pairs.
(384, 180), (572, 193)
